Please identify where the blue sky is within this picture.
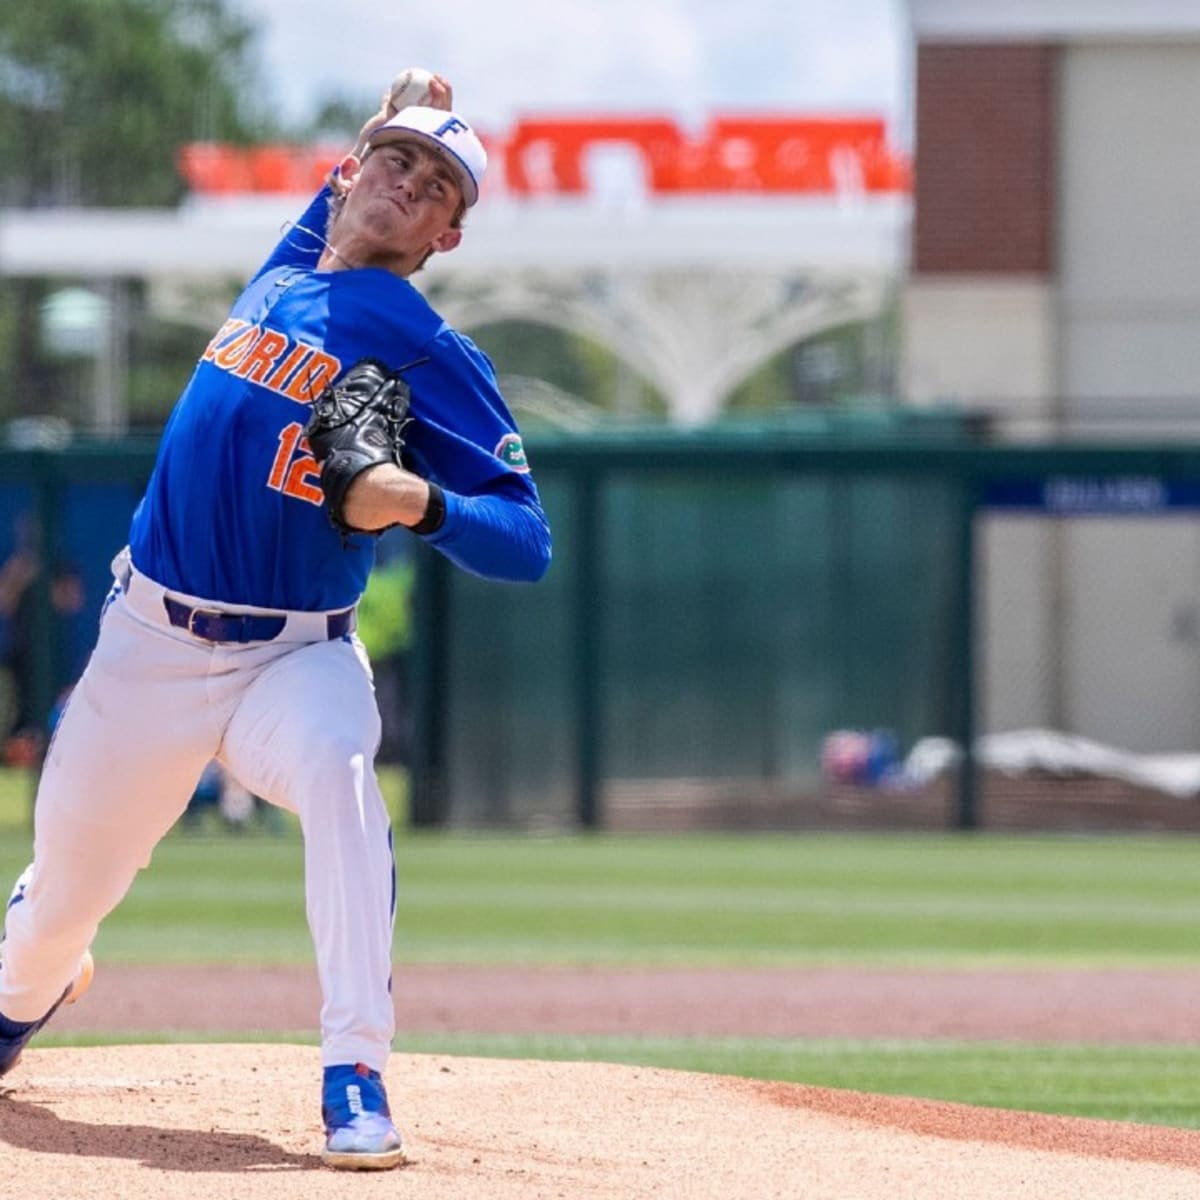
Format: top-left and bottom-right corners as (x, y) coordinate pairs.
(235, 0), (912, 143)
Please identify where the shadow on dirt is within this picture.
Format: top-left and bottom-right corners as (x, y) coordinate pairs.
(0, 1092), (327, 1172)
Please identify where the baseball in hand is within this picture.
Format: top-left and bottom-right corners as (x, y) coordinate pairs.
(387, 67), (439, 115)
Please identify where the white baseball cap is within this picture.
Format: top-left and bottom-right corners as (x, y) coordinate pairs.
(367, 106), (487, 207)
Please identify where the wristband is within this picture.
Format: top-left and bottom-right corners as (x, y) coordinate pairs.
(409, 481), (446, 535)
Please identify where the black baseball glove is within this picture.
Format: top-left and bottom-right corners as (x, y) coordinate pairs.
(304, 357), (411, 536)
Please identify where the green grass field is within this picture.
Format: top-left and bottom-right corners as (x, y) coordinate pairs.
(5, 768), (1200, 1126)
(5, 825), (1196, 968)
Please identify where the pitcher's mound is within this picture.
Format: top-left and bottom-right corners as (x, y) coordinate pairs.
(1, 1044), (1197, 1199)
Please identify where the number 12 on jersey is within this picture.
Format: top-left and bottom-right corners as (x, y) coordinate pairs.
(267, 422), (323, 505)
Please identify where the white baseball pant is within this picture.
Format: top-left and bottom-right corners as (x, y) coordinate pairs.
(0, 552), (397, 1072)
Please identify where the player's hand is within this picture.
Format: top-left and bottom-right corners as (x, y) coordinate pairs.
(347, 74), (455, 162)
(423, 74), (454, 112)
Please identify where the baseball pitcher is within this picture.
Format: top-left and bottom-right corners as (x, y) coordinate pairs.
(0, 74), (551, 1170)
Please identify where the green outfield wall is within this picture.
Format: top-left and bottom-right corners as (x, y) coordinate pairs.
(7, 421), (1200, 831)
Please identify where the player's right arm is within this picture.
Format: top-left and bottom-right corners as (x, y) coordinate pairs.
(250, 187), (335, 282)
(249, 72), (455, 283)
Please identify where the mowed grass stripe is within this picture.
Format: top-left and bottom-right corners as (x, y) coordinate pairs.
(3, 829), (1200, 965)
(122, 875), (1200, 923)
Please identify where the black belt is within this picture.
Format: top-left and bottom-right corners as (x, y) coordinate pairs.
(163, 596), (354, 644)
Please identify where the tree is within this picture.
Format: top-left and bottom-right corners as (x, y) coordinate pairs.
(0, 0), (276, 426)
(0, 0), (271, 208)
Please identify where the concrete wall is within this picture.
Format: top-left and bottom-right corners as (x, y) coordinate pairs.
(904, 28), (1200, 752)
(902, 277), (1056, 427)
(1059, 43), (1200, 410)
(1051, 43), (1200, 750)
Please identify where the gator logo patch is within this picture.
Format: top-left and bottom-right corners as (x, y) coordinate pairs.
(494, 433), (530, 473)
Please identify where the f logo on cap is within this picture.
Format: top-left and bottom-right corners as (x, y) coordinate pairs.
(368, 106), (488, 206)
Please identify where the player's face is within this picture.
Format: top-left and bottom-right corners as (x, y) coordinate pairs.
(335, 139), (464, 273)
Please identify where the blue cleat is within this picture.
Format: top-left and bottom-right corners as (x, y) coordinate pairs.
(321, 1062), (405, 1170)
(0, 950), (94, 1078)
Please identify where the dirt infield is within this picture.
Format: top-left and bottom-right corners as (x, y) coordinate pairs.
(4, 966), (1200, 1197)
(4, 1044), (1200, 1199)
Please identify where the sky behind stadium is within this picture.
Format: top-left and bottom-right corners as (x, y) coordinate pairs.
(236, 0), (912, 142)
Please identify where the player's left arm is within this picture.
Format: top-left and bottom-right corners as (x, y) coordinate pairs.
(341, 334), (552, 583)
(343, 464), (551, 584)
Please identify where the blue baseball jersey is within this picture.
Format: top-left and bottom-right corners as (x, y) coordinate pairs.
(128, 188), (551, 611)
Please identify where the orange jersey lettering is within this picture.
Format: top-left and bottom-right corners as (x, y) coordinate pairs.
(283, 351), (340, 405)
(202, 318), (250, 362)
(213, 325), (260, 370)
(204, 323), (342, 408)
(234, 329), (290, 384)
(264, 343), (313, 393)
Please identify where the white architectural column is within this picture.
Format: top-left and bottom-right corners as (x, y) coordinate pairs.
(432, 268), (893, 424)
(1, 195), (909, 427)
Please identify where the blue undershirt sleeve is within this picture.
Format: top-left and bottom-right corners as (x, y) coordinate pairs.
(419, 480), (552, 583)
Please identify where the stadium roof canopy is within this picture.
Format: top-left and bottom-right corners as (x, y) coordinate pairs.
(0, 194), (910, 279)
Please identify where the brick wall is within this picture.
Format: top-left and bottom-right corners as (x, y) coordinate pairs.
(913, 44), (1057, 274)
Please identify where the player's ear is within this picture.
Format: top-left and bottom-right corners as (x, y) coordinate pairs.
(430, 227), (462, 254)
(331, 154), (363, 195)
